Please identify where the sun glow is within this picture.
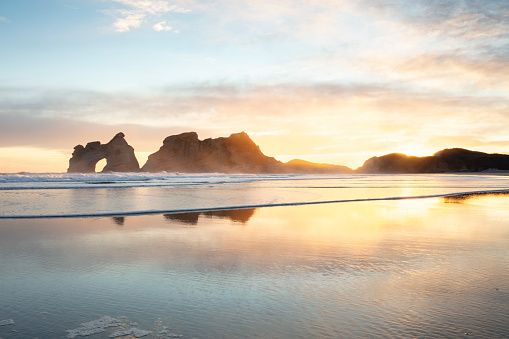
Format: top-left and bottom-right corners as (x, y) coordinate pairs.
(0, 147), (67, 173)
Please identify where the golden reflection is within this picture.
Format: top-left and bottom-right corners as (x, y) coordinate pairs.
(379, 197), (441, 218)
(441, 191), (509, 204)
(12, 194), (509, 276)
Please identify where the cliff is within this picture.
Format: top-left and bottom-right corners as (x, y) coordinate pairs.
(67, 132), (140, 173)
(141, 132), (285, 173)
(357, 148), (509, 173)
(141, 132), (355, 174)
(66, 132), (507, 175)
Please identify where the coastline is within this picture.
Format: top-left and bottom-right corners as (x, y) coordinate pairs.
(1, 187), (509, 219)
(1, 173), (509, 218)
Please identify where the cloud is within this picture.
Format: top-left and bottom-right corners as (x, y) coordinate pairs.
(0, 16), (10, 23)
(112, 11), (146, 32)
(153, 21), (172, 31)
(362, 0), (509, 56)
(112, 0), (190, 14)
(1, 82), (508, 168)
(103, 0), (190, 32)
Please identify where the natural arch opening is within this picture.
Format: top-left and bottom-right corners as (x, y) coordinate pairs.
(95, 158), (107, 172)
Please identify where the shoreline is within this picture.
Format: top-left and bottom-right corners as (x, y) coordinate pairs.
(1, 190), (508, 338)
(2, 188), (509, 220)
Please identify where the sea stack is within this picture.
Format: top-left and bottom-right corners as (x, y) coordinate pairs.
(141, 131), (284, 173)
(67, 132), (140, 173)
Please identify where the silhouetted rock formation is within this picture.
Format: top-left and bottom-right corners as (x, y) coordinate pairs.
(142, 131), (285, 173)
(67, 132), (140, 173)
(141, 131), (354, 174)
(357, 148), (509, 173)
(67, 132), (507, 175)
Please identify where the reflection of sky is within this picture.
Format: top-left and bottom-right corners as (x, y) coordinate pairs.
(1, 194), (508, 337)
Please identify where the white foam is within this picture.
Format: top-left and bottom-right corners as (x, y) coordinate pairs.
(66, 316), (121, 338)
(0, 319), (14, 326)
(108, 328), (152, 338)
(66, 315), (156, 338)
(0, 172), (310, 190)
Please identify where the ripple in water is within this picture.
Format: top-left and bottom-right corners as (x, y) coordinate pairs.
(0, 192), (508, 338)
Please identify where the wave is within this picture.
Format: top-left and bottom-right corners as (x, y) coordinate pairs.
(2, 188), (508, 219)
(0, 172), (507, 191)
(0, 172), (351, 190)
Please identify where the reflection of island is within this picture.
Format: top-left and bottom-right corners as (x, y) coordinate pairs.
(442, 191), (509, 203)
(164, 208), (256, 225)
(164, 212), (199, 225)
(111, 216), (125, 225)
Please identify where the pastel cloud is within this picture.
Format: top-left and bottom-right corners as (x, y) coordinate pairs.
(112, 11), (146, 32)
(153, 21), (172, 31)
(0, 16), (10, 23)
(103, 0), (190, 32)
(1, 83), (508, 170)
(112, 0), (190, 14)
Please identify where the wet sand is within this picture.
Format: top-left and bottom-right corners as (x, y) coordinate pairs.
(0, 193), (508, 338)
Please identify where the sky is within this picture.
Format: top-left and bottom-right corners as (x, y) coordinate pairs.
(1, 0), (508, 172)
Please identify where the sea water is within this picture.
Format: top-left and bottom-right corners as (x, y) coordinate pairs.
(0, 173), (508, 338)
(1, 172), (508, 217)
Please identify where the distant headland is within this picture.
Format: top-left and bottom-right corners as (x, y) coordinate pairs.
(67, 132), (509, 174)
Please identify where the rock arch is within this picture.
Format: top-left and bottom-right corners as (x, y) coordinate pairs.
(67, 133), (140, 173)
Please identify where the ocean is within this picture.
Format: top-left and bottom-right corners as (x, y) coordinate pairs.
(1, 172), (508, 218)
(0, 173), (508, 338)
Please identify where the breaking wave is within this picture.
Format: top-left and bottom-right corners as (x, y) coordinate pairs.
(0, 172), (331, 190)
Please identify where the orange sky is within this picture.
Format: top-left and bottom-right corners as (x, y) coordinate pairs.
(1, 0), (508, 172)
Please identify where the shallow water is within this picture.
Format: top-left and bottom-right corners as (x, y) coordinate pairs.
(0, 192), (508, 338)
(1, 173), (509, 217)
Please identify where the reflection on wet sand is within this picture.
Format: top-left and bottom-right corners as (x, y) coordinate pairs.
(163, 208), (256, 225)
(441, 190), (509, 203)
(108, 190), (509, 226)
(111, 216), (125, 225)
(1, 194), (509, 338)
(164, 212), (199, 225)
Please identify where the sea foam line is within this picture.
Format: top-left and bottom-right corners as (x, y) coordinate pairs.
(0, 173), (351, 190)
(1, 189), (508, 219)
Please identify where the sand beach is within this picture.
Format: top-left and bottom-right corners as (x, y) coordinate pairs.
(0, 178), (508, 338)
